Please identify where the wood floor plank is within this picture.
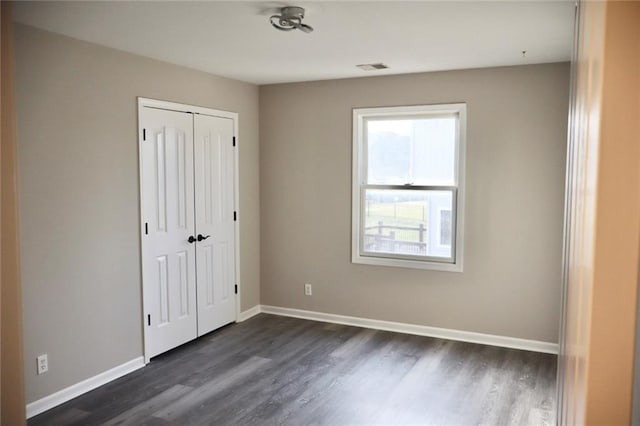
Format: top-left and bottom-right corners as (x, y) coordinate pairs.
(478, 348), (532, 425)
(373, 338), (455, 424)
(304, 333), (420, 425)
(189, 337), (340, 425)
(102, 384), (194, 426)
(28, 314), (557, 425)
(29, 406), (90, 426)
(175, 321), (338, 425)
(329, 328), (377, 358)
(232, 325), (358, 425)
(152, 356), (271, 421)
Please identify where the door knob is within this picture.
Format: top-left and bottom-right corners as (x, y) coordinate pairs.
(188, 236), (196, 244)
(197, 234), (211, 242)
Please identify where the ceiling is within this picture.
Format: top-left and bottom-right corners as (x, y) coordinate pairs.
(13, 1), (575, 85)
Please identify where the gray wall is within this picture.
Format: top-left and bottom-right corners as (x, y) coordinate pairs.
(15, 24), (260, 403)
(259, 63), (569, 343)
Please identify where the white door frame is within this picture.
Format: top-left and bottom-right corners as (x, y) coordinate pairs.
(137, 97), (240, 364)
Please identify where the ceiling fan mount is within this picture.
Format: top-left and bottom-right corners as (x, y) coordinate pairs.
(270, 6), (314, 33)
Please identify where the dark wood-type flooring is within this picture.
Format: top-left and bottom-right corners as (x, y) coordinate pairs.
(30, 314), (557, 425)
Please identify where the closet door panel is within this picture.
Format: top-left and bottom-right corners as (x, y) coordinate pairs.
(194, 114), (236, 336)
(140, 107), (197, 358)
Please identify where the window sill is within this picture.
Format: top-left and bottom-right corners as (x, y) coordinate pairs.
(352, 254), (464, 272)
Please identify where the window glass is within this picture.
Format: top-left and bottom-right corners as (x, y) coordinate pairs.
(363, 189), (453, 259)
(439, 210), (452, 246)
(366, 117), (456, 186)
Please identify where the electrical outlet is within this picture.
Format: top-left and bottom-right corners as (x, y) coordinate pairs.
(37, 354), (48, 375)
(304, 283), (312, 296)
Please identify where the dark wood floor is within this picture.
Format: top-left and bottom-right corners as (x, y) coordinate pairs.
(30, 314), (557, 425)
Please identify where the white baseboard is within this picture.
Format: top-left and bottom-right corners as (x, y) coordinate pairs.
(260, 305), (558, 354)
(26, 356), (145, 419)
(238, 305), (261, 322)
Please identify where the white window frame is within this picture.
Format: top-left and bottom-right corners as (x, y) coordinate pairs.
(351, 103), (466, 272)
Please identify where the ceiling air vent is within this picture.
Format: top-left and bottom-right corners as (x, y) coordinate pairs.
(356, 63), (389, 71)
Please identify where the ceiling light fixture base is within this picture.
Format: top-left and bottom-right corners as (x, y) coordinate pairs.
(270, 6), (314, 33)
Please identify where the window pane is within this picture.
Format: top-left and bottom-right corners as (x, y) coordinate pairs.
(363, 189), (453, 259)
(366, 117), (456, 185)
(439, 210), (452, 246)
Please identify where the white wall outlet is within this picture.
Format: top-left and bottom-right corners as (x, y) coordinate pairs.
(304, 283), (312, 296)
(37, 354), (48, 375)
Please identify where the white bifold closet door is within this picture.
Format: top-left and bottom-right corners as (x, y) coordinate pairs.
(140, 106), (236, 359)
(193, 114), (236, 336)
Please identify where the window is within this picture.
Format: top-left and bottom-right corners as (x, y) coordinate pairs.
(352, 104), (466, 271)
